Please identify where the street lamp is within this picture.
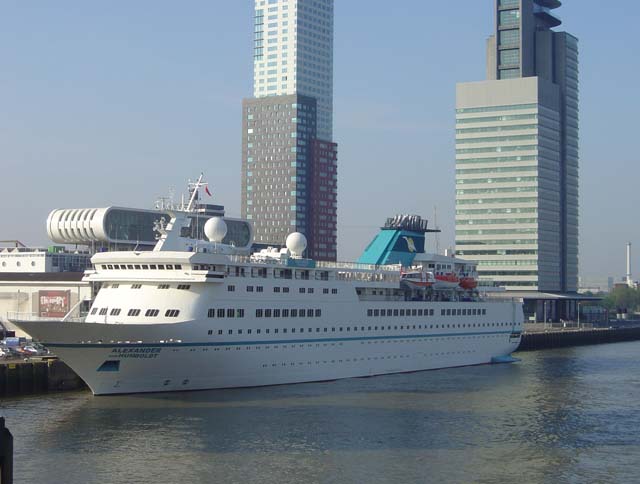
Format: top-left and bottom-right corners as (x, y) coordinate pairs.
(577, 301), (582, 329)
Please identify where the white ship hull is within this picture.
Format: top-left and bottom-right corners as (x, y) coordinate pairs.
(9, 208), (524, 396)
(13, 301), (522, 395)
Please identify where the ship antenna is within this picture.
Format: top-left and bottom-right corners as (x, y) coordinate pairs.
(433, 206), (441, 254)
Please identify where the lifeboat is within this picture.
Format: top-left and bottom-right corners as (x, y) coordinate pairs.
(400, 270), (435, 289)
(433, 272), (460, 290)
(459, 277), (478, 290)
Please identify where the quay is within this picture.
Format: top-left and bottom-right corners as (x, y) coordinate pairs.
(0, 359), (85, 397)
(517, 323), (640, 351)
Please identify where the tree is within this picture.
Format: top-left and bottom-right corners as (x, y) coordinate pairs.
(602, 286), (640, 312)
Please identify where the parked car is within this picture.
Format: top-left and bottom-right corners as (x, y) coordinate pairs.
(21, 345), (44, 356)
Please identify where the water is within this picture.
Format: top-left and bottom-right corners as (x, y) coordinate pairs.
(2, 342), (640, 484)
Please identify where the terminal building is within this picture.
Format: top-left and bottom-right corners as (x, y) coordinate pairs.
(0, 243), (93, 338)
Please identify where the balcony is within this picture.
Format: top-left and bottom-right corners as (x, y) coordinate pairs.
(534, 5), (562, 28)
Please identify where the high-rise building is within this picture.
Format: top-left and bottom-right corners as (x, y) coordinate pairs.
(455, 0), (578, 299)
(455, 0), (581, 321)
(253, 0), (333, 141)
(242, 0), (337, 260)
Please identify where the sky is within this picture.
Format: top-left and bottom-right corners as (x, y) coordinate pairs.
(1, 1), (639, 284)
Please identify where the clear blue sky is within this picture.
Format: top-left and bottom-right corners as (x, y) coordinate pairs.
(1, 1), (638, 282)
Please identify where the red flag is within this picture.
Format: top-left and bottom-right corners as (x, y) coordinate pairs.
(205, 186), (212, 197)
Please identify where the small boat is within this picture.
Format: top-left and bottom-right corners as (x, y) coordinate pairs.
(400, 270), (435, 289)
(459, 276), (478, 290)
(434, 272), (460, 290)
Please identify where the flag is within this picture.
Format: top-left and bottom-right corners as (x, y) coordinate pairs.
(205, 186), (212, 197)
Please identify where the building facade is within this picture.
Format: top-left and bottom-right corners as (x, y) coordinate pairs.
(455, 0), (578, 296)
(253, 0), (333, 140)
(243, 0), (337, 260)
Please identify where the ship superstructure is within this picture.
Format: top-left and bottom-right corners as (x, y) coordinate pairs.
(10, 179), (523, 395)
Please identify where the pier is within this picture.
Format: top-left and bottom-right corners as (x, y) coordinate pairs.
(517, 324), (640, 351)
(0, 359), (85, 397)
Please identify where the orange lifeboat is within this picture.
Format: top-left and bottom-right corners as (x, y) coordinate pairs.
(434, 272), (460, 290)
(459, 277), (478, 290)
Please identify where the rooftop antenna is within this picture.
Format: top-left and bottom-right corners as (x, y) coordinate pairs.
(433, 206), (441, 254)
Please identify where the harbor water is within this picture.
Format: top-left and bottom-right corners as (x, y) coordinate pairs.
(2, 341), (640, 484)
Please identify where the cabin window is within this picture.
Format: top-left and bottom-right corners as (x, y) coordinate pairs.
(367, 309), (373, 317)
(158, 284), (170, 290)
(237, 309), (245, 318)
(283, 287), (290, 293)
(217, 309), (225, 318)
(227, 285), (235, 292)
(257, 286), (264, 292)
(208, 309), (216, 318)
(299, 309), (306, 318)
(265, 309), (272, 318)
(291, 309), (298, 317)
(283, 309), (290, 317)
(178, 284), (191, 290)
(315, 309), (321, 317)
(166, 265), (174, 270)
(307, 309), (314, 317)
(323, 288), (329, 294)
(175, 265), (182, 270)
(332, 289), (338, 294)
(127, 309), (141, 317)
(131, 284), (142, 289)
(255, 310), (262, 317)
(91, 308), (98, 315)
(227, 309), (235, 318)
(145, 309), (159, 317)
(299, 288), (306, 294)
(274, 309), (281, 317)
(158, 265), (165, 270)
(109, 308), (121, 316)
(165, 309), (180, 317)
(247, 286), (254, 292)
(274, 287), (281, 293)
(374, 309), (379, 317)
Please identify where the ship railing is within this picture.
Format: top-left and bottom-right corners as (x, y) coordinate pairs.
(6, 312), (84, 323)
(316, 261), (402, 273)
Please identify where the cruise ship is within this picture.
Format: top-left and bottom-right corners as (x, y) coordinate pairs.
(10, 181), (523, 395)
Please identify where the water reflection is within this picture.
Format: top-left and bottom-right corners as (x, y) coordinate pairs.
(3, 342), (640, 484)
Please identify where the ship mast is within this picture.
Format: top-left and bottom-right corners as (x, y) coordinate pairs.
(186, 174), (207, 213)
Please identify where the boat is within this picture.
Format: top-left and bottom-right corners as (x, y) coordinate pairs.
(400, 269), (435, 289)
(9, 178), (524, 395)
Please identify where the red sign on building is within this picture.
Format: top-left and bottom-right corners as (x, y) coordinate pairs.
(39, 290), (70, 318)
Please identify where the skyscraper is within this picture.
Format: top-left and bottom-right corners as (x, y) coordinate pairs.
(456, 0), (578, 292)
(242, 0), (337, 261)
(455, 0), (578, 301)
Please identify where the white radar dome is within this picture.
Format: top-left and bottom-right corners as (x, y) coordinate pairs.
(204, 217), (227, 243)
(286, 232), (307, 257)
